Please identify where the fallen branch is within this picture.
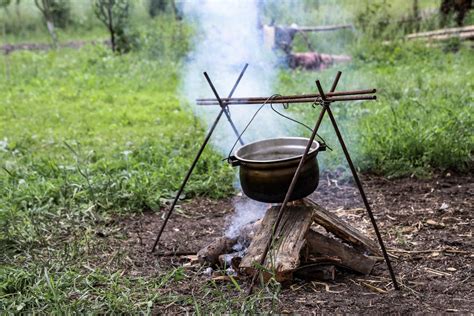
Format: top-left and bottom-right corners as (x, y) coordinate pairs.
(388, 248), (471, 255)
(156, 251), (196, 257)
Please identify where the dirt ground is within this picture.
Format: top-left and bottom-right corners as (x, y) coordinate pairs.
(96, 172), (473, 313)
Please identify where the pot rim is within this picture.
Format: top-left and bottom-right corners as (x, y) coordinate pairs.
(234, 137), (320, 164)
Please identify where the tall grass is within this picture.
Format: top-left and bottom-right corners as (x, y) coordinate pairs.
(276, 40), (473, 177)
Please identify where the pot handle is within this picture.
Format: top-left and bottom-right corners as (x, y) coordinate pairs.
(227, 155), (241, 167)
(318, 143), (327, 151)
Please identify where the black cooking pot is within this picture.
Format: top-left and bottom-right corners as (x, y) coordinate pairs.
(229, 137), (325, 203)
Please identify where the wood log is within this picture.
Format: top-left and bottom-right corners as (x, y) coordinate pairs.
(303, 198), (382, 256)
(218, 252), (243, 270)
(407, 25), (474, 39)
(197, 220), (261, 266)
(198, 236), (237, 266)
(426, 32), (474, 41)
(240, 205), (314, 282)
(304, 229), (376, 275)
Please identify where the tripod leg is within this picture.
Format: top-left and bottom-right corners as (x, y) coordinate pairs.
(150, 64), (249, 253)
(324, 105), (400, 290)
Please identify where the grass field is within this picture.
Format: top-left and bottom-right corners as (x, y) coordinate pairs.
(0, 47), (235, 312)
(1, 0), (473, 313)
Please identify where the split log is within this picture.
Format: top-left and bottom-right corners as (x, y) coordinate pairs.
(240, 205), (314, 282)
(303, 198), (381, 256)
(304, 229), (376, 275)
(293, 24), (353, 32)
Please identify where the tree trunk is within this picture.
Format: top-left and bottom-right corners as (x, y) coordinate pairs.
(46, 19), (58, 48)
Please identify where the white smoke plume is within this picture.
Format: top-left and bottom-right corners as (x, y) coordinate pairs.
(181, 0), (297, 237)
(181, 0), (294, 155)
(225, 198), (268, 239)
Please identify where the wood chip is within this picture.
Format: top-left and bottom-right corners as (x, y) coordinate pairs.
(312, 281), (345, 294)
(426, 219), (445, 228)
(210, 275), (239, 282)
(425, 267), (452, 276)
(361, 282), (387, 294)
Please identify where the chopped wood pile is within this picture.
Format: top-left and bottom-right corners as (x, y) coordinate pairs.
(197, 198), (382, 284)
(406, 25), (474, 41)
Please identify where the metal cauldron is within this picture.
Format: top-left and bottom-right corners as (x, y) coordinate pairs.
(229, 137), (325, 203)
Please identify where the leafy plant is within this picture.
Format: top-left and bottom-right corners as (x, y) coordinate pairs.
(148, 0), (181, 19)
(34, 0), (68, 46)
(93, 0), (136, 53)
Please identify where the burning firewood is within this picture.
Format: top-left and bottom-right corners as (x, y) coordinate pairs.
(197, 219), (261, 266)
(239, 204), (313, 283)
(197, 199), (380, 284)
(304, 230), (376, 275)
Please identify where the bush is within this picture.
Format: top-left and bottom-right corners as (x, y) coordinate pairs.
(34, 0), (71, 29)
(49, 0), (71, 28)
(94, 0), (137, 53)
(137, 15), (192, 61)
(147, 0), (166, 18)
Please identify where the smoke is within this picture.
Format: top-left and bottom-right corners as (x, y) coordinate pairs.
(179, 0), (364, 237)
(180, 0), (297, 237)
(225, 198), (267, 239)
(181, 0), (294, 156)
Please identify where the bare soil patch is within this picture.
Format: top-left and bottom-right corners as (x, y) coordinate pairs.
(92, 172), (473, 313)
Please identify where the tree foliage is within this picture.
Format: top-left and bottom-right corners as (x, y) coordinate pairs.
(148, 0), (181, 20)
(34, 0), (71, 28)
(94, 0), (134, 53)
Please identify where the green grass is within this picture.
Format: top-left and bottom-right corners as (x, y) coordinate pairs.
(2, 41), (472, 312)
(1, 1), (473, 313)
(1, 46), (233, 219)
(276, 40), (473, 177)
(0, 47), (235, 313)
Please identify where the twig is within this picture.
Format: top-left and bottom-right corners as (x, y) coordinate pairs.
(156, 251), (197, 257)
(389, 248), (470, 255)
(1, 166), (13, 177)
(424, 267), (452, 277)
(361, 281), (387, 294)
(312, 281), (346, 294)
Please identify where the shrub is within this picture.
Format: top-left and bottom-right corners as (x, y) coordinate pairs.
(94, 0), (137, 53)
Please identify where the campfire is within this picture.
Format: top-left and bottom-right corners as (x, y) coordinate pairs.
(151, 68), (399, 292)
(197, 198), (381, 284)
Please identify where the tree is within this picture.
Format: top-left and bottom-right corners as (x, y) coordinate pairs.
(94, 0), (133, 53)
(148, 0), (166, 18)
(440, 0), (473, 26)
(148, 0), (181, 20)
(1, 0), (11, 15)
(35, 0), (59, 47)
